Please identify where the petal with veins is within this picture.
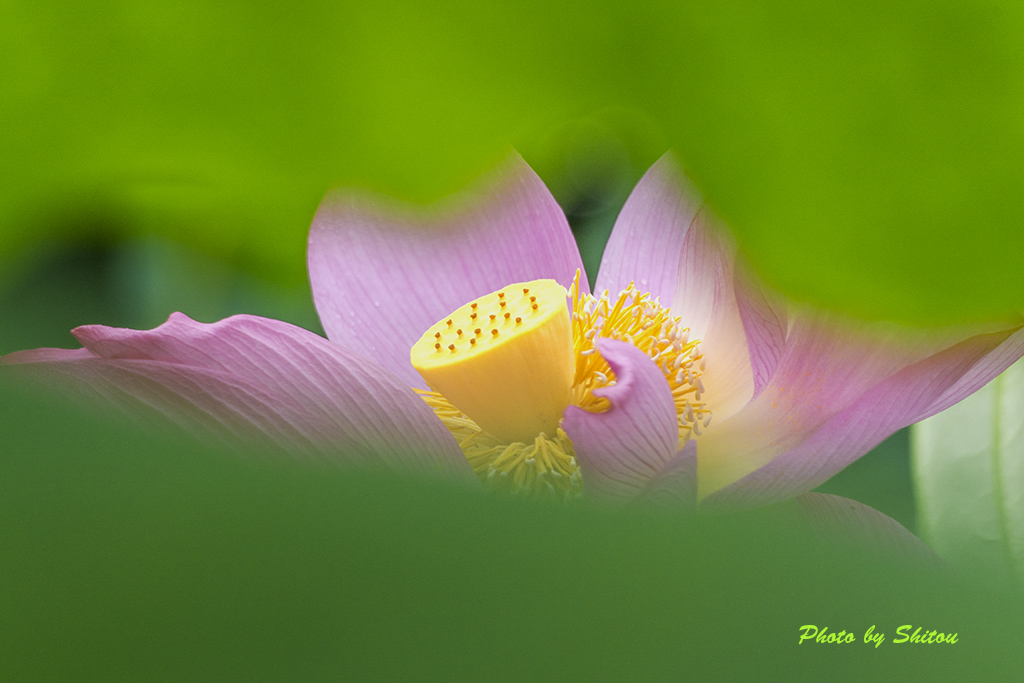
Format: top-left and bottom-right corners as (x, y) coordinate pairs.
(702, 325), (1024, 508)
(309, 153), (587, 389)
(561, 338), (692, 501)
(596, 154), (787, 423)
(3, 313), (473, 481)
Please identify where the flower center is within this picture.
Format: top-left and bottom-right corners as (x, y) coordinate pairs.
(410, 279), (576, 443)
(568, 272), (710, 445)
(411, 272), (708, 500)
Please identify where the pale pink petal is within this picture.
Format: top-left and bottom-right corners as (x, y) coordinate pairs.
(308, 154), (587, 389)
(676, 210), (756, 420)
(636, 440), (698, 509)
(733, 261), (789, 400)
(594, 154), (704, 305)
(795, 493), (940, 563)
(595, 154), (787, 422)
(697, 310), (976, 498)
(915, 323), (1024, 420)
(2, 313), (473, 481)
(561, 338), (693, 502)
(702, 325), (1024, 509)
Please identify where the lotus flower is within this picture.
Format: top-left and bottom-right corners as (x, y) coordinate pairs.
(5, 154), (1023, 520)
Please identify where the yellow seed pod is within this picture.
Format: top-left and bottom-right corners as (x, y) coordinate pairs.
(411, 279), (574, 443)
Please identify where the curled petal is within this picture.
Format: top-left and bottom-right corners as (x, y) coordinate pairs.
(308, 153), (587, 389)
(702, 325), (1024, 509)
(561, 338), (693, 502)
(2, 313), (473, 481)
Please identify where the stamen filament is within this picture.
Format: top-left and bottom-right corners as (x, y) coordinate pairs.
(415, 271), (708, 500)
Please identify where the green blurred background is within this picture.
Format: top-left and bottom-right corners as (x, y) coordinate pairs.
(4, 1), (1024, 324)
(3, 1), (1024, 679)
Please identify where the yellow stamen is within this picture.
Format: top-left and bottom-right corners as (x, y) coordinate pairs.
(412, 271), (709, 500)
(416, 389), (583, 500)
(568, 270), (709, 445)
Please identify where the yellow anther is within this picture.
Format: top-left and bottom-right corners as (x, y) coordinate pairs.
(416, 270), (707, 501)
(568, 270), (706, 445)
(411, 279), (574, 443)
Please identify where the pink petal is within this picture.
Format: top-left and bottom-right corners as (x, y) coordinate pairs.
(594, 154), (703, 306)
(733, 261), (789, 401)
(702, 325), (1024, 509)
(2, 313), (473, 481)
(795, 493), (939, 563)
(636, 440), (698, 509)
(595, 154), (787, 423)
(915, 323), (1024, 420)
(697, 311), (974, 497)
(308, 153), (587, 389)
(561, 338), (693, 502)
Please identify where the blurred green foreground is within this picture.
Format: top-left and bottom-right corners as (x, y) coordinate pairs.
(3, 376), (1024, 682)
